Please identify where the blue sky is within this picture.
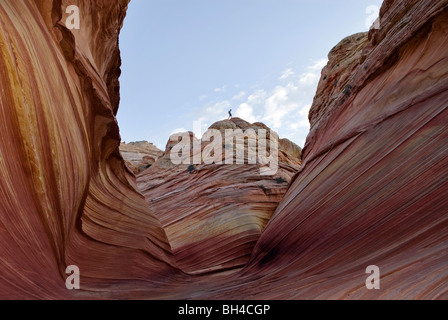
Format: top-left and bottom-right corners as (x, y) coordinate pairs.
(117, 0), (383, 149)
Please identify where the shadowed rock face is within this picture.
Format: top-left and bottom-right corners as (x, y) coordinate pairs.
(0, 0), (447, 299)
(137, 118), (301, 275)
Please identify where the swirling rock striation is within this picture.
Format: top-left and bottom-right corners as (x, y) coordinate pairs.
(230, 0), (448, 300)
(0, 0), (179, 299)
(0, 0), (447, 300)
(137, 118), (301, 275)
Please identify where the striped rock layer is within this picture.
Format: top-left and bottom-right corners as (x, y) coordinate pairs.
(137, 118), (301, 275)
(0, 0), (447, 299)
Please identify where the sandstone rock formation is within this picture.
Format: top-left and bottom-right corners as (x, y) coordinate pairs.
(228, 0), (448, 299)
(137, 119), (301, 274)
(0, 0), (178, 299)
(0, 0), (447, 300)
(120, 141), (163, 174)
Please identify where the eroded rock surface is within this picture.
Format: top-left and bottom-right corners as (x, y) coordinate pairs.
(231, 0), (448, 299)
(0, 0), (447, 300)
(120, 141), (163, 174)
(137, 118), (301, 274)
(0, 0), (178, 299)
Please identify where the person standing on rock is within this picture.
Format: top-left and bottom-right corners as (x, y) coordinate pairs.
(228, 109), (232, 119)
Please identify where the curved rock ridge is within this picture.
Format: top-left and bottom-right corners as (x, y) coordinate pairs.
(137, 118), (301, 274)
(0, 0), (447, 300)
(309, 32), (369, 128)
(229, 0), (448, 299)
(0, 0), (178, 299)
(120, 141), (164, 174)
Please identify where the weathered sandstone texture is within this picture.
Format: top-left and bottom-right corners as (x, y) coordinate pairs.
(0, 0), (179, 299)
(137, 118), (301, 274)
(230, 0), (448, 299)
(120, 141), (163, 174)
(0, 0), (447, 299)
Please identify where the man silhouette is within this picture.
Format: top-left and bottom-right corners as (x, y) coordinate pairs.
(228, 109), (232, 119)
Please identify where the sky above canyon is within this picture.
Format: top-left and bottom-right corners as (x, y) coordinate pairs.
(117, 0), (383, 149)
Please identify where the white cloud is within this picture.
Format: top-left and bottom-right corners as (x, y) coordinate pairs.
(289, 123), (299, 130)
(232, 91), (247, 101)
(193, 59), (327, 147)
(197, 100), (231, 123)
(247, 89), (267, 104)
(279, 68), (294, 80)
(308, 58), (328, 71)
(298, 59), (327, 86)
(235, 103), (257, 123)
(299, 72), (320, 86)
(170, 128), (188, 135)
(214, 85), (227, 93)
(199, 94), (207, 101)
(262, 86), (297, 128)
(297, 104), (311, 128)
